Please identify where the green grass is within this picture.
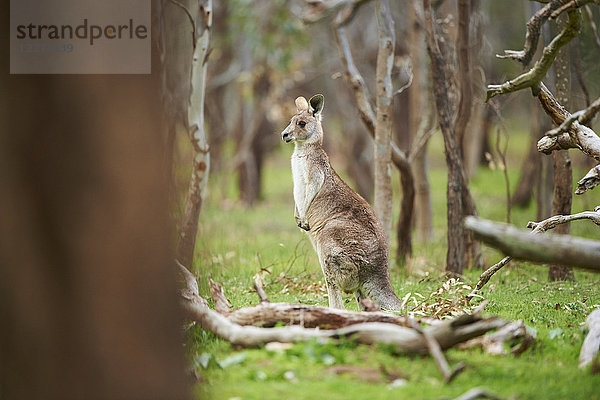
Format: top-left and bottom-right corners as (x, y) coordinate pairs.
(189, 133), (600, 400)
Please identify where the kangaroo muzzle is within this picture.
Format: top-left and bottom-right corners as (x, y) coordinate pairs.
(282, 128), (293, 143)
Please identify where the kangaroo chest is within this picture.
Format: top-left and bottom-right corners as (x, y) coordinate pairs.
(291, 152), (309, 207)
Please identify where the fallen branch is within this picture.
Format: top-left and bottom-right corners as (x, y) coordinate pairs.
(179, 264), (511, 353)
(580, 309), (600, 368)
(464, 216), (600, 270)
(460, 320), (535, 356)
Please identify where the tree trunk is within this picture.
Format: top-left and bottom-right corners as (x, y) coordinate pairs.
(0, 2), (189, 397)
(512, 102), (544, 208)
(423, 0), (466, 275)
(172, 0), (213, 268)
(549, 12), (574, 282)
(408, 0), (433, 243)
(374, 0), (395, 241)
(454, 0), (472, 159)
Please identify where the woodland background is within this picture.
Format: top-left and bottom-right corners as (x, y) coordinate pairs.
(1, 1), (600, 400)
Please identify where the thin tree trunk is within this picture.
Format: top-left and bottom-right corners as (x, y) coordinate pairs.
(374, 0), (395, 241)
(409, 0), (433, 243)
(423, 0), (466, 275)
(175, 0), (213, 268)
(549, 12), (574, 282)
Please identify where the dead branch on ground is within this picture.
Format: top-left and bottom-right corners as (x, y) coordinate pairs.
(460, 320), (535, 356)
(178, 264), (526, 368)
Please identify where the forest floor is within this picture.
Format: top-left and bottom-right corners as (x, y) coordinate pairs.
(187, 131), (600, 400)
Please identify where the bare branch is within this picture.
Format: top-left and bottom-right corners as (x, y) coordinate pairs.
(550, 0), (598, 20)
(487, 9), (581, 101)
(526, 206), (600, 231)
(576, 165), (600, 194)
(536, 84), (600, 162)
(496, 0), (562, 66)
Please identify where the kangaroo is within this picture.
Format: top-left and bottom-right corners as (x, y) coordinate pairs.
(281, 94), (403, 312)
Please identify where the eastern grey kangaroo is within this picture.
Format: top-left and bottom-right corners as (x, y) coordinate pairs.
(281, 94), (403, 311)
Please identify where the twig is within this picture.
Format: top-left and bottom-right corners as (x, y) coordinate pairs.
(393, 58), (414, 96)
(253, 273), (270, 303)
(546, 96), (600, 137)
(526, 206), (600, 231)
(209, 278), (232, 314)
(410, 320), (466, 383)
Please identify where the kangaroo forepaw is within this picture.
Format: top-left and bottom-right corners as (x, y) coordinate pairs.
(295, 216), (310, 231)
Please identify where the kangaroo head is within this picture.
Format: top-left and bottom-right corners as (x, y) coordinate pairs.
(281, 94), (324, 145)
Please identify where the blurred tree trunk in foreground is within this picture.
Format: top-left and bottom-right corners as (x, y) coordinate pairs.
(0, 2), (189, 399)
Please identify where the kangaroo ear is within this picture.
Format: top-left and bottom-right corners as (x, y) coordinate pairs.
(309, 94), (324, 117)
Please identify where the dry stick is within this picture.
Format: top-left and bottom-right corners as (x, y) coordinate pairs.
(451, 388), (503, 400)
(467, 207), (600, 297)
(253, 273), (270, 303)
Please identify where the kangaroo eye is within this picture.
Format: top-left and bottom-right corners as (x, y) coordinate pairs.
(297, 121), (306, 128)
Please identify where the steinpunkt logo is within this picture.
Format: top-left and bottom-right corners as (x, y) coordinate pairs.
(10, 0), (150, 74)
